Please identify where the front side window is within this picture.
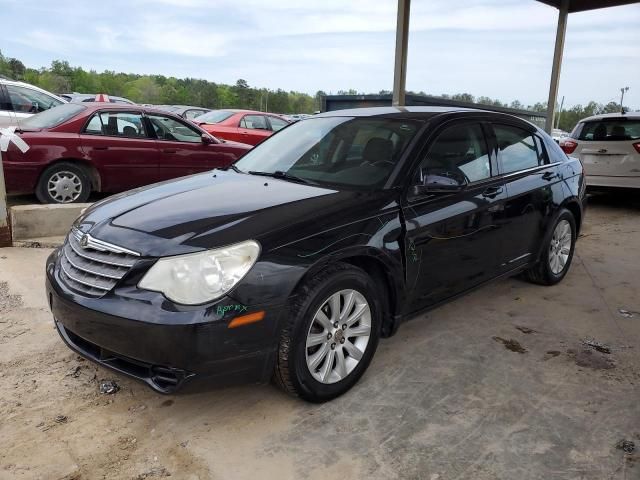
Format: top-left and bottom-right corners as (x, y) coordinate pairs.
(6, 85), (63, 113)
(416, 123), (490, 186)
(240, 115), (268, 130)
(575, 119), (640, 141)
(147, 114), (202, 143)
(269, 116), (289, 132)
(235, 117), (421, 189)
(494, 124), (541, 174)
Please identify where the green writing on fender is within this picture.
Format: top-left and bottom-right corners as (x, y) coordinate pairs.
(217, 304), (249, 316)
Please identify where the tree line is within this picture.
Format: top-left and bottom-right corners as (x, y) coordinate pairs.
(0, 52), (631, 131)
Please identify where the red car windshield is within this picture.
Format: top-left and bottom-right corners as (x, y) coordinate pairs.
(21, 103), (86, 129)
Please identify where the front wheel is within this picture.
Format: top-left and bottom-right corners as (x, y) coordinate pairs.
(274, 264), (381, 402)
(524, 209), (576, 285)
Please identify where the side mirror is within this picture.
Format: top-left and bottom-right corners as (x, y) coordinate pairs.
(201, 133), (216, 144)
(409, 173), (465, 199)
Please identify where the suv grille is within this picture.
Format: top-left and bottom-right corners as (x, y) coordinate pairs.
(59, 228), (140, 297)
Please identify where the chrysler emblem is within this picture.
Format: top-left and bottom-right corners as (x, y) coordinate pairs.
(80, 235), (89, 248)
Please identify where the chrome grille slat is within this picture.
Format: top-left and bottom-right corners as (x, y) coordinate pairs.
(58, 228), (139, 297)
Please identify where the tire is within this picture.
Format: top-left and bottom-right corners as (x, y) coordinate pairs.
(36, 162), (92, 204)
(524, 208), (576, 286)
(274, 263), (381, 402)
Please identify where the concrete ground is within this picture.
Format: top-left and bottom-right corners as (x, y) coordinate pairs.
(1, 192), (639, 480)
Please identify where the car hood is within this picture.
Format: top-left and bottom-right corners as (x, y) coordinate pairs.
(76, 171), (396, 257)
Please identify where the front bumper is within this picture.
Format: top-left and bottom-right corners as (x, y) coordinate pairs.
(45, 250), (285, 393)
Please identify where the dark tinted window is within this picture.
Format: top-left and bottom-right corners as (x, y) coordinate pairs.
(494, 124), (541, 174)
(21, 103), (85, 129)
(575, 119), (640, 141)
(417, 123), (490, 185)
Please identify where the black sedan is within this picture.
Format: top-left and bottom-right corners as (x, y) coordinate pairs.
(46, 107), (586, 402)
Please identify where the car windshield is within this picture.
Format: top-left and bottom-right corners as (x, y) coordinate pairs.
(234, 116), (422, 189)
(195, 110), (235, 124)
(20, 103), (86, 129)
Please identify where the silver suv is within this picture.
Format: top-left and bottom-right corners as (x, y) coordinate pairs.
(0, 78), (67, 128)
(561, 112), (640, 189)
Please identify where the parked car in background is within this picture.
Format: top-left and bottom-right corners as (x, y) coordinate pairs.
(46, 107), (585, 401)
(156, 105), (212, 121)
(284, 113), (312, 122)
(560, 112), (640, 189)
(2, 103), (251, 203)
(551, 128), (569, 143)
(0, 78), (67, 127)
(194, 109), (290, 145)
(60, 93), (136, 104)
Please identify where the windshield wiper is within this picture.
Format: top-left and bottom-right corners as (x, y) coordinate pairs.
(223, 164), (242, 173)
(248, 170), (315, 185)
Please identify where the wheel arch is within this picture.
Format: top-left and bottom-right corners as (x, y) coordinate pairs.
(288, 248), (404, 338)
(562, 199), (582, 235)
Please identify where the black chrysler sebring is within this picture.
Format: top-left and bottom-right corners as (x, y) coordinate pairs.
(46, 107), (586, 402)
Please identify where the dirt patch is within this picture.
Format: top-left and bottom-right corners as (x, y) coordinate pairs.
(570, 349), (615, 370)
(515, 325), (538, 334)
(543, 350), (562, 361)
(492, 336), (527, 354)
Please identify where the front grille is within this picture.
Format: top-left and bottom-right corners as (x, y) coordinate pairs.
(59, 228), (140, 297)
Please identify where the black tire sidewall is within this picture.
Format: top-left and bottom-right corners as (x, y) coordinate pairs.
(289, 268), (381, 402)
(540, 209), (576, 284)
(36, 163), (91, 204)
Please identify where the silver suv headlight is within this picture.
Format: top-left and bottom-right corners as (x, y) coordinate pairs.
(138, 240), (260, 305)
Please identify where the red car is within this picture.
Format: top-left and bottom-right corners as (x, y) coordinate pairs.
(194, 109), (291, 146)
(3, 103), (251, 203)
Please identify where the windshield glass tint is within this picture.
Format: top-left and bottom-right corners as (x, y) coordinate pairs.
(195, 110), (234, 123)
(576, 119), (640, 141)
(235, 117), (421, 188)
(21, 103), (86, 129)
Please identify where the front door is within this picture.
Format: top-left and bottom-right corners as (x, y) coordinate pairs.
(145, 113), (231, 182)
(402, 121), (507, 312)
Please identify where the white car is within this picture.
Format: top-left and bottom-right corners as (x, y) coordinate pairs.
(561, 112), (640, 189)
(0, 78), (67, 128)
(551, 128), (569, 143)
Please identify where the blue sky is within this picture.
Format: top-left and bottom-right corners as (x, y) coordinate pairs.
(1, 0), (639, 108)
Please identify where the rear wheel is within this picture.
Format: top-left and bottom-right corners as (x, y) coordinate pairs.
(524, 209), (576, 285)
(274, 263), (380, 402)
(36, 162), (91, 204)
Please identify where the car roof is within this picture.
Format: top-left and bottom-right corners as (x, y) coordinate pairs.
(579, 112), (640, 122)
(73, 103), (186, 116)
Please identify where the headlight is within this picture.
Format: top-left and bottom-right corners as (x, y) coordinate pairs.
(138, 240), (260, 305)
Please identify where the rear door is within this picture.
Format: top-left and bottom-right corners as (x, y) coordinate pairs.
(572, 118), (640, 180)
(79, 110), (160, 192)
(146, 112), (233, 181)
(491, 122), (558, 271)
(402, 120), (507, 311)
(237, 114), (272, 145)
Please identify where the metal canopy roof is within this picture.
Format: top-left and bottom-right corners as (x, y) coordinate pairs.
(536, 0), (639, 12)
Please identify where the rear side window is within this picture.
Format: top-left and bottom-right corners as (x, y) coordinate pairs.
(418, 123), (491, 184)
(575, 119), (640, 141)
(494, 124), (542, 174)
(83, 111), (148, 138)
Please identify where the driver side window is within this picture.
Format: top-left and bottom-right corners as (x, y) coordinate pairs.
(417, 123), (490, 186)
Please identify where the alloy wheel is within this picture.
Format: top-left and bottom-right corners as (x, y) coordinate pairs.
(305, 289), (371, 384)
(549, 219), (572, 275)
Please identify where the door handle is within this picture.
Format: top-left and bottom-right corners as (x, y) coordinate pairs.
(162, 149), (177, 153)
(542, 171), (557, 181)
(482, 186), (503, 199)
(94, 146), (108, 150)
